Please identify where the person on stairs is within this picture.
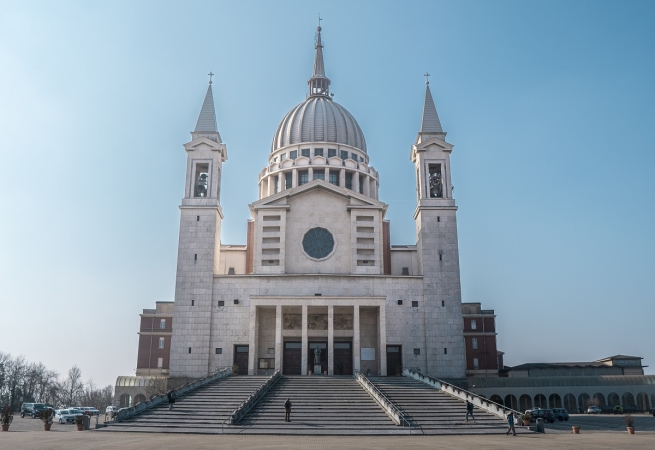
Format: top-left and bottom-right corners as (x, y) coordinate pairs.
(167, 390), (176, 411)
(506, 413), (516, 436)
(284, 398), (292, 422)
(465, 400), (476, 422)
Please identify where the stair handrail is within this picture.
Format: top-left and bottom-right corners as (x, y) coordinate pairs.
(404, 369), (521, 420)
(354, 371), (414, 432)
(222, 370), (281, 433)
(112, 366), (232, 423)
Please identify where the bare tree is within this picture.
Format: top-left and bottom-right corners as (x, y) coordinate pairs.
(61, 366), (84, 407)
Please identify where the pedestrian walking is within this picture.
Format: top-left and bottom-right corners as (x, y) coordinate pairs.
(284, 398), (292, 422)
(506, 413), (516, 436)
(167, 390), (176, 410)
(465, 400), (476, 422)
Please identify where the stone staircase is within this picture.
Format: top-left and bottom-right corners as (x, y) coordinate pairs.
(368, 376), (527, 435)
(99, 375), (270, 433)
(236, 376), (399, 435)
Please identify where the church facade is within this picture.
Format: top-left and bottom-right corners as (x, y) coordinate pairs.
(169, 26), (466, 380)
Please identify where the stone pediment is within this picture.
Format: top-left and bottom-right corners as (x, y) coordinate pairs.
(249, 179), (387, 212)
(184, 136), (227, 160)
(410, 135), (453, 161)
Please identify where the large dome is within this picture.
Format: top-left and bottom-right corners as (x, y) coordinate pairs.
(271, 96), (367, 153)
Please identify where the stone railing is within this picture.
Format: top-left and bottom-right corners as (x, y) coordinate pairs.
(355, 371), (414, 432)
(404, 369), (520, 420)
(223, 370), (281, 432)
(113, 367), (232, 423)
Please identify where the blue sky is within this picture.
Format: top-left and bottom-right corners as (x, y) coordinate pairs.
(1, 0), (654, 387)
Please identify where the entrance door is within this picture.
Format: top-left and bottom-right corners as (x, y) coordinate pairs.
(283, 342), (302, 375)
(333, 342), (353, 375)
(234, 345), (249, 375)
(309, 342), (328, 374)
(386, 345), (402, 376)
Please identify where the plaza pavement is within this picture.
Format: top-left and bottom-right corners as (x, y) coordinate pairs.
(1, 429), (655, 449)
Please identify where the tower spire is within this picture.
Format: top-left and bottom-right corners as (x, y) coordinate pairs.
(419, 76), (445, 141)
(308, 22), (331, 98)
(194, 77), (222, 143)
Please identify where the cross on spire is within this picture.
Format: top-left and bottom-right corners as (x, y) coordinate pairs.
(208, 72), (214, 84)
(424, 72), (430, 85)
(318, 13), (322, 29)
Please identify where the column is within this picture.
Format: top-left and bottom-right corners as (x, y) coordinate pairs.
(328, 305), (334, 376)
(259, 181), (264, 199)
(354, 171), (360, 193)
(275, 304), (282, 372)
(301, 304), (308, 375)
(339, 169), (345, 188)
(378, 304), (387, 376)
(248, 306), (257, 375)
(363, 176), (371, 197)
(324, 167), (329, 182)
(308, 167), (313, 181)
(267, 176), (273, 197)
(353, 305), (360, 373)
(292, 168), (298, 188)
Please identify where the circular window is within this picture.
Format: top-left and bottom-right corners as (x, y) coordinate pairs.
(302, 227), (335, 260)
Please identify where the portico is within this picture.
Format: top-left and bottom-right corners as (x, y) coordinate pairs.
(248, 296), (387, 377)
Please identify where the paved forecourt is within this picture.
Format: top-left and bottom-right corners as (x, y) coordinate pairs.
(1, 430), (655, 449)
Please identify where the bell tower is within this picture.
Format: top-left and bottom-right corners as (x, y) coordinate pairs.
(411, 75), (466, 379)
(170, 77), (228, 378)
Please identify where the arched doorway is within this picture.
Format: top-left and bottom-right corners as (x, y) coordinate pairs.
(592, 393), (606, 407)
(549, 393), (562, 408)
(623, 392), (635, 408)
(119, 393), (131, 408)
(134, 394), (146, 405)
(608, 392), (620, 406)
(490, 395), (503, 405)
(578, 393), (591, 411)
(519, 394), (532, 412)
(636, 392), (650, 412)
(504, 394), (518, 410)
(564, 393), (576, 412)
(534, 394), (547, 409)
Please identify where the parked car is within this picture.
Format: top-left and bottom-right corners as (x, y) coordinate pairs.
(66, 407), (84, 416)
(84, 407), (100, 416)
(54, 410), (76, 424)
(525, 408), (555, 423)
(551, 408), (569, 421)
(587, 406), (602, 414)
(20, 403), (47, 419)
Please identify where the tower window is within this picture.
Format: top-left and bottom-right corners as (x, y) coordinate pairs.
(471, 319), (477, 330)
(197, 215), (200, 221)
(345, 173), (353, 190)
(439, 254), (443, 261)
(194, 254), (198, 262)
(194, 163), (209, 198)
(442, 301), (445, 307)
(301, 148), (310, 158)
(280, 153), (287, 160)
(160, 319), (166, 329)
(414, 348), (420, 355)
(290, 150), (298, 160)
(218, 301), (224, 307)
(314, 148), (323, 157)
(329, 171), (339, 186)
(228, 267), (235, 275)
(313, 172), (325, 181)
(215, 348), (222, 354)
(444, 348), (448, 355)
(473, 358), (479, 370)
(188, 347), (192, 354)
(285, 172), (292, 189)
(397, 300), (403, 305)
(351, 152), (357, 161)
(428, 163), (443, 198)
(412, 301), (419, 308)
(158, 337), (165, 349)
(340, 150), (348, 160)
(437, 216), (440, 222)
(299, 170), (309, 186)
(472, 338), (478, 350)
(402, 267), (409, 275)
(328, 148), (337, 158)
(191, 300), (195, 306)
